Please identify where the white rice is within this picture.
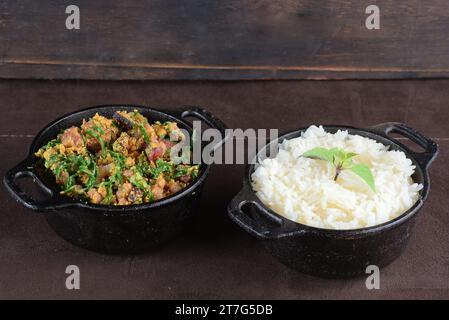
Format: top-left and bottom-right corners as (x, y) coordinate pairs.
(251, 125), (422, 230)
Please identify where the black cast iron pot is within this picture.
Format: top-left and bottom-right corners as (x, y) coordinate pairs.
(228, 123), (438, 278)
(4, 104), (227, 254)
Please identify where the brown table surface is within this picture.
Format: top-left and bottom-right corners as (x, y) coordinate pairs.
(0, 79), (448, 299)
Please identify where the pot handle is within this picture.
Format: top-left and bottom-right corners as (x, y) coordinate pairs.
(228, 185), (305, 240)
(3, 157), (77, 212)
(369, 122), (438, 169)
(170, 106), (229, 152)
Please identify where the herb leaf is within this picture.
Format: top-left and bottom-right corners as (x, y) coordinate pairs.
(302, 147), (335, 163)
(150, 159), (172, 178)
(302, 147), (376, 192)
(129, 172), (149, 190)
(137, 124), (150, 144)
(349, 164), (376, 192)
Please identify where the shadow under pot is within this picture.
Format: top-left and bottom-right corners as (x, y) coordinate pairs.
(4, 104), (227, 254)
(228, 123), (438, 278)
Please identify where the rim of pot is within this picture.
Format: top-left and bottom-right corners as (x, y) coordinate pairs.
(245, 125), (429, 235)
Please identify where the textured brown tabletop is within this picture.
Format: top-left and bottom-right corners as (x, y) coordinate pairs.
(0, 79), (448, 299)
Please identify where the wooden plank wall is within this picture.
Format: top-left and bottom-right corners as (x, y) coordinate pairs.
(1, 0), (449, 80)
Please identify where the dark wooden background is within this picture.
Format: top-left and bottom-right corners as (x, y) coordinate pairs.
(2, 0), (449, 80)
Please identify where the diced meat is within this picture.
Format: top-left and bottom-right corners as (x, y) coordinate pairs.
(116, 182), (133, 205)
(60, 127), (84, 149)
(168, 180), (182, 193)
(150, 175), (166, 200)
(151, 185), (164, 200)
(179, 175), (192, 183)
(87, 188), (103, 204)
(97, 186), (108, 198)
(144, 139), (168, 162)
(85, 137), (101, 153)
(145, 146), (164, 162)
(155, 175), (166, 189)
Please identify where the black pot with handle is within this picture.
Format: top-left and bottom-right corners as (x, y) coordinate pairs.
(4, 104), (227, 254)
(228, 123), (438, 278)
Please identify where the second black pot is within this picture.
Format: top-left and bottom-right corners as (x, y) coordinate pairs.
(228, 123), (438, 278)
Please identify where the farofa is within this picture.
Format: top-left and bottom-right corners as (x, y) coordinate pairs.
(35, 110), (199, 205)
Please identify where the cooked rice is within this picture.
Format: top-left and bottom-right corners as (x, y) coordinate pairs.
(251, 125), (422, 230)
